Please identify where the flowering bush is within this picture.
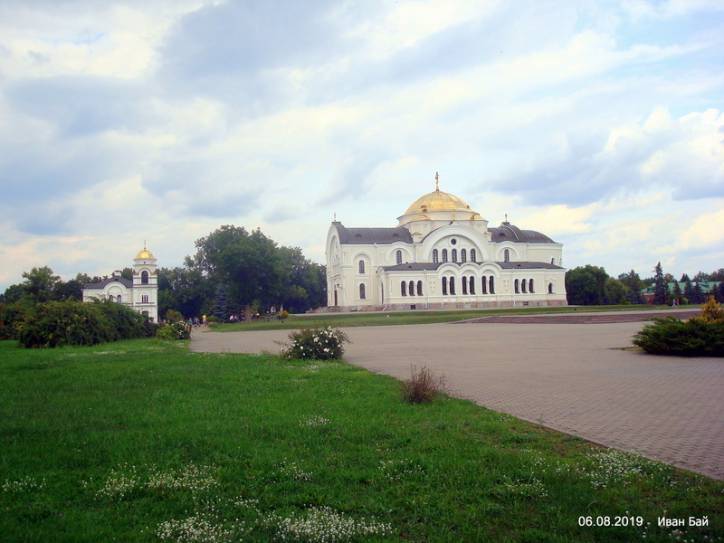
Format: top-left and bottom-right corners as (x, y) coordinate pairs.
(281, 326), (349, 360)
(156, 321), (191, 341)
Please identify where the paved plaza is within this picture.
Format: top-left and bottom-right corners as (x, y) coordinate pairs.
(191, 315), (724, 480)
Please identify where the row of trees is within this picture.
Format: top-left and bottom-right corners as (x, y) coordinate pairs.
(565, 264), (724, 306)
(0, 226), (327, 319)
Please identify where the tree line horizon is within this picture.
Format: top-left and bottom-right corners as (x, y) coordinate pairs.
(1, 225), (723, 318)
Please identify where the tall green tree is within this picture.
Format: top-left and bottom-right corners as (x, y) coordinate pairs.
(617, 270), (645, 304)
(672, 281), (682, 304)
(653, 262), (667, 305)
(604, 277), (628, 305)
(565, 265), (609, 305)
(683, 277), (695, 304)
(21, 266), (60, 304)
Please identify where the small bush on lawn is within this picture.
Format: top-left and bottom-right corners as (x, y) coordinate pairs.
(156, 321), (191, 340)
(281, 326), (349, 360)
(402, 365), (446, 404)
(633, 317), (724, 357)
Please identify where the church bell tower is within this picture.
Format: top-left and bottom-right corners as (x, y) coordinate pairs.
(133, 243), (158, 322)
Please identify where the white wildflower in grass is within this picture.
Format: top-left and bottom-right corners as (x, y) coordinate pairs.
(378, 459), (425, 482)
(300, 415), (330, 428)
(263, 506), (392, 543)
(496, 476), (548, 499)
(147, 463), (217, 493)
(584, 450), (663, 489)
(156, 514), (236, 543)
(232, 496), (260, 511)
(96, 464), (141, 500)
(277, 460), (312, 481)
(1, 476), (46, 494)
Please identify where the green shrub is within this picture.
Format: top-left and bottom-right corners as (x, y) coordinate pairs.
(142, 320), (160, 338)
(206, 315), (219, 324)
(633, 317), (724, 357)
(93, 300), (145, 341)
(17, 300), (148, 348)
(0, 303), (28, 339)
(279, 309), (289, 320)
(156, 321), (191, 340)
(165, 309), (184, 323)
(281, 326), (349, 360)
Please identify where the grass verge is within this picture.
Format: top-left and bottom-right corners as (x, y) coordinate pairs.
(211, 304), (686, 332)
(0, 338), (721, 542)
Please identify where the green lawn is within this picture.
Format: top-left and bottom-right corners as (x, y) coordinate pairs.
(212, 304), (684, 332)
(0, 339), (721, 542)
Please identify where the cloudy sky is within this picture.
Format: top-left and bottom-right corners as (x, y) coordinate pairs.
(1, 0), (723, 289)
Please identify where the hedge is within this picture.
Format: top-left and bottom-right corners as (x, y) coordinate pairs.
(17, 300), (152, 348)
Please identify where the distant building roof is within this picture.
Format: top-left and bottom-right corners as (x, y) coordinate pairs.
(332, 222), (413, 245)
(489, 222), (555, 244)
(642, 280), (721, 294)
(83, 277), (133, 289)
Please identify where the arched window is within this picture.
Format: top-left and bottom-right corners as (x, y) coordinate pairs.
(396, 250), (402, 265)
(522, 279), (527, 293)
(470, 249), (476, 263)
(359, 283), (366, 299)
(442, 249), (448, 263)
(452, 249), (458, 263)
(548, 282), (553, 294)
(141, 270), (149, 284)
(358, 260), (365, 274)
(116, 295), (122, 303)
(449, 276), (456, 295)
(469, 276), (475, 295)
(462, 276), (468, 295)
(529, 279), (534, 293)
(504, 249), (510, 263)
(141, 294), (149, 303)
(514, 279), (520, 294)
(481, 276), (487, 294)
(409, 280), (415, 297)
(417, 280), (423, 296)
(489, 276), (495, 294)
(461, 249), (467, 263)
(433, 249), (439, 263)
(442, 277), (448, 295)
(401, 281), (407, 296)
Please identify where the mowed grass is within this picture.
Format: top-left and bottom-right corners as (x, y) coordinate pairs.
(212, 304), (682, 332)
(0, 339), (721, 542)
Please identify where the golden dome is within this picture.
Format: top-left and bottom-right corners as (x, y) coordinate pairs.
(135, 247), (155, 260)
(404, 189), (475, 216)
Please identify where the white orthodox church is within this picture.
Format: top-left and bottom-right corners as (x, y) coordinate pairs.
(325, 177), (567, 310)
(82, 245), (159, 322)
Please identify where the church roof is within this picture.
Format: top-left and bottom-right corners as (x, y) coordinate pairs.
(332, 222), (413, 245)
(382, 261), (563, 272)
(489, 223), (555, 243)
(403, 189), (476, 216)
(83, 277), (133, 289)
(497, 261), (563, 269)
